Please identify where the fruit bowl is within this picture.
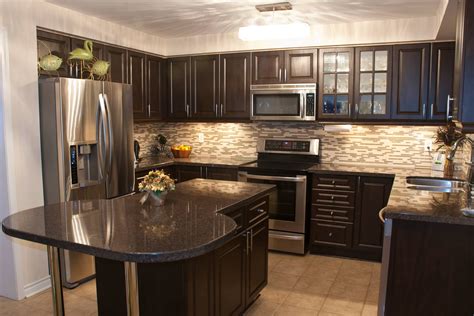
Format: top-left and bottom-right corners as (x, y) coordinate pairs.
(171, 145), (192, 158)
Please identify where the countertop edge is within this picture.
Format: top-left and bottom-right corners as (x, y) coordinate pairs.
(384, 211), (474, 227)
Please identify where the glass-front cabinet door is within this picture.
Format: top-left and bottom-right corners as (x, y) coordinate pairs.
(354, 46), (392, 120)
(318, 48), (354, 120)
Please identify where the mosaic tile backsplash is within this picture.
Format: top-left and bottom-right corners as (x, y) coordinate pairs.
(134, 122), (469, 170)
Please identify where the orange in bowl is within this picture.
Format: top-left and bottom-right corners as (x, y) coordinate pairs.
(171, 144), (192, 158)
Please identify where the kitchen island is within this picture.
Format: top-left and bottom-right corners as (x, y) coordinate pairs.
(2, 179), (275, 316)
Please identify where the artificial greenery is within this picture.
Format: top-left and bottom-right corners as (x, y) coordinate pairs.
(434, 121), (465, 151)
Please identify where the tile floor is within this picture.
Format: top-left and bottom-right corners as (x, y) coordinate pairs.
(0, 252), (380, 316)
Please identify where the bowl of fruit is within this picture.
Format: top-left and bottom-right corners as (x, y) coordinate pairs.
(171, 144), (193, 158)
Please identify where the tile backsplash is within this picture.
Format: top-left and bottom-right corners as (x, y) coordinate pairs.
(134, 122), (469, 170)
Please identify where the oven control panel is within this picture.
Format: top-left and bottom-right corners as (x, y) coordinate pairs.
(258, 138), (320, 155)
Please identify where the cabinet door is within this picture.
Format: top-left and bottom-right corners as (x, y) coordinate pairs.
(353, 176), (393, 259)
(128, 51), (147, 120)
(220, 53), (251, 119)
(391, 43), (430, 120)
(284, 49), (317, 83)
(206, 167), (238, 181)
(252, 51), (284, 84)
(104, 46), (127, 83)
(146, 55), (165, 120)
(37, 30), (71, 77)
(354, 46), (392, 120)
(429, 42), (455, 121)
(168, 57), (190, 119)
(70, 38), (104, 79)
(191, 55), (219, 119)
(246, 219), (268, 304)
(214, 234), (246, 316)
(176, 165), (202, 182)
(318, 48), (354, 120)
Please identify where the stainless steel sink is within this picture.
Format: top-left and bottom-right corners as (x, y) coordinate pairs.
(406, 176), (467, 193)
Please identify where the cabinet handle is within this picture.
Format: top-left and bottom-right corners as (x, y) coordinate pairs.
(348, 103), (351, 117)
(355, 104), (359, 117)
(430, 104), (434, 120)
(330, 211), (334, 216)
(284, 68), (287, 82)
(148, 104), (151, 117)
(422, 104), (426, 118)
(328, 232), (333, 237)
(447, 95), (454, 121)
(186, 104), (190, 117)
(331, 196), (335, 200)
(250, 230), (253, 252)
(215, 104), (218, 117)
(331, 180), (336, 185)
(220, 104), (224, 117)
(256, 208), (265, 214)
(246, 231), (250, 253)
(279, 68), (282, 82)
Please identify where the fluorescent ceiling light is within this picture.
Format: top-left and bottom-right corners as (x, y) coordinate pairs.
(238, 22), (310, 41)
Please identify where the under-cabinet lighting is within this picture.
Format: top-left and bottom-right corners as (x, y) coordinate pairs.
(238, 22), (310, 41)
(323, 124), (353, 132)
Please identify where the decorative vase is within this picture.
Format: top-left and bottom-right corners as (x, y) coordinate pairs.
(444, 147), (454, 177)
(148, 191), (168, 207)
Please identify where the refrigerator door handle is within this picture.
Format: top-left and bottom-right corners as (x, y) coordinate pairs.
(103, 94), (114, 176)
(97, 94), (108, 179)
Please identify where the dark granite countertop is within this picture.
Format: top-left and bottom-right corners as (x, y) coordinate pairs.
(309, 163), (474, 226)
(135, 156), (257, 172)
(2, 179), (275, 263)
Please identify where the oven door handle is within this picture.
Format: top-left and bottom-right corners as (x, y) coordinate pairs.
(243, 173), (306, 183)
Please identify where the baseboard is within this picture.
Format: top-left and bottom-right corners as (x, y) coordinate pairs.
(24, 275), (51, 298)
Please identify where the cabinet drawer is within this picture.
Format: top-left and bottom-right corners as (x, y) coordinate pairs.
(313, 175), (356, 191)
(311, 204), (354, 222)
(310, 219), (353, 248)
(247, 197), (268, 227)
(312, 189), (355, 207)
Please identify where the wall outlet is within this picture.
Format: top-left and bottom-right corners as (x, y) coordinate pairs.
(424, 139), (433, 152)
(198, 133), (205, 143)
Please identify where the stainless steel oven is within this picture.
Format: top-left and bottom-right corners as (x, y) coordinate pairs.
(250, 84), (316, 121)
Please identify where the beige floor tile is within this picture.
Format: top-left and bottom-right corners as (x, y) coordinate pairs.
(305, 264), (340, 282)
(283, 292), (325, 311)
(260, 285), (292, 302)
(268, 271), (300, 290)
(274, 304), (319, 316)
(361, 303), (378, 316)
(365, 285), (380, 304)
(321, 296), (365, 315)
(294, 276), (334, 295)
(329, 280), (369, 301)
(244, 297), (281, 315)
(340, 260), (374, 274)
(336, 270), (372, 287)
(269, 251), (287, 271)
(312, 255), (345, 269)
(273, 259), (312, 276)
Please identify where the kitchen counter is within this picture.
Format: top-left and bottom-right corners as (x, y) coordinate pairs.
(2, 179), (275, 263)
(308, 163), (474, 226)
(135, 155), (256, 172)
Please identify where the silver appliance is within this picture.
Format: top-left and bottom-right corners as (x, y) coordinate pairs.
(250, 84), (316, 121)
(238, 138), (320, 254)
(38, 78), (135, 288)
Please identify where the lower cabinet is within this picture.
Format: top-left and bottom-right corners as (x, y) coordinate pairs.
(176, 165), (238, 182)
(176, 165), (203, 182)
(310, 174), (394, 261)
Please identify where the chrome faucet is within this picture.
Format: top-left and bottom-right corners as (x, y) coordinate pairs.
(446, 135), (473, 161)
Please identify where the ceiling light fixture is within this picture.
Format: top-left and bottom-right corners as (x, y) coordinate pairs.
(238, 2), (310, 41)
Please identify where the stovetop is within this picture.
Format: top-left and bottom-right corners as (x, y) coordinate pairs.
(239, 160), (319, 173)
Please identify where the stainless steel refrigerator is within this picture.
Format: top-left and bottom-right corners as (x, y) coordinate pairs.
(38, 78), (135, 288)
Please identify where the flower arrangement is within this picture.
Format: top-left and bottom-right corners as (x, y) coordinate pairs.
(139, 170), (176, 194)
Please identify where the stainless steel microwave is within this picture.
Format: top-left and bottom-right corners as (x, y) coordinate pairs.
(250, 84), (316, 121)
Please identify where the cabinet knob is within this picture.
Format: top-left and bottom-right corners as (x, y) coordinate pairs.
(331, 196), (335, 200)
(331, 180), (336, 185)
(257, 208), (265, 214)
(328, 232), (333, 237)
(330, 211), (334, 216)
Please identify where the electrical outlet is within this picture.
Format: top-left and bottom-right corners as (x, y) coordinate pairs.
(424, 139), (433, 152)
(198, 133), (205, 143)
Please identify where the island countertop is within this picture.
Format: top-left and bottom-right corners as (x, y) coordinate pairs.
(308, 163), (474, 226)
(2, 179), (275, 263)
(135, 156), (257, 172)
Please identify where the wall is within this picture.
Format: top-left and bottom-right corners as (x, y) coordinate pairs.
(135, 122), (468, 170)
(0, 0), (166, 300)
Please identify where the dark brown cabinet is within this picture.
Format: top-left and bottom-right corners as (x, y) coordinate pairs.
(70, 38), (104, 79)
(104, 46), (127, 83)
(167, 57), (191, 119)
(318, 47), (354, 120)
(219, 53), (251, 119)
(191, 55), (219, 118)
(284, 49), (317, 83)
(37, 30), (71, 77)
(252, 51), (284, 84)
(176, 165), (238, 182)
(310, 173), (394, 261)
(391, 44), (430, 120)
(429, 42), (455, 121)
(246, 219), (268, 302)
(353, 176), (393, 257)
(176, 165), (202, 182)
(206, 167), (238, 181)
(146, 55), (165, 120)
(128, 51), (147, 120)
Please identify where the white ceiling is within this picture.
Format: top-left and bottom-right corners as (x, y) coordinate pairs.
(45, 0), (444, 39)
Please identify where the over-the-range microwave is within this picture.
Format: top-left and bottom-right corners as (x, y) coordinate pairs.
(250, 83), (316, 121)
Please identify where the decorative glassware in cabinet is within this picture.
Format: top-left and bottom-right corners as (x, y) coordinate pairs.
(321, 50), (351, 116)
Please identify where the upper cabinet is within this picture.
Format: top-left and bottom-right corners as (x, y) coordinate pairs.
(191, 55), (219, 119)
(252, 49), (317, 84)
(167, 57), (191, 119)
(37, 30), (71, 77)
(391, 44), (430, 121)
(429, 42), (455, 121)
(354, 46), (392, 120)
(104, 46), (127, 83)
(220, 53), (251, 119)
(146, 55), (165, 120)
(128, 51), (147, 120)
(318, 47), (354, 120)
